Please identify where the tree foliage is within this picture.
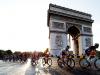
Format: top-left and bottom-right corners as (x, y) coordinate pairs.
(6, 50), (13, 55)
(96, 50), (100, 58)
(0, 50), (6, 59)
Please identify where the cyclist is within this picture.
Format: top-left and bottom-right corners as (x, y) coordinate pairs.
(44, 48), (50, 58)
(60, 45), (70, 62)
(85, 43), (99, 59)
(43, 48), (50, 64)
(31, 51), (39, 64)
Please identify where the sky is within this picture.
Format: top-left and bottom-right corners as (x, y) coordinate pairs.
(0, 0), (100, 52)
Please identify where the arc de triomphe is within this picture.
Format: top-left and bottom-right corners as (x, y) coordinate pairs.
(47, 4), (94, 56)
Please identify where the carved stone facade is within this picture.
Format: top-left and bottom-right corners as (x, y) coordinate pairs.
(47, 4), (93, 56)
(85, 38), (91, 47)
(55, 34), (63, 48)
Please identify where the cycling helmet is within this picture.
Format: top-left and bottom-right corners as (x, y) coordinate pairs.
(90, 46), (95, 50)
(94, 43), (99, 48)
(65, 45), (70, 51)
(66, 45), (70, 49)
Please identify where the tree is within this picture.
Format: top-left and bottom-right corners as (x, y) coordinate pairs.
(0, 50), (6, 59)
(6, 50), (13, 55)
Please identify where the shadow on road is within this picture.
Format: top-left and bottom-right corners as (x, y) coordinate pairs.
(42, 66), (61, 75)
(64, 67), (100, 75)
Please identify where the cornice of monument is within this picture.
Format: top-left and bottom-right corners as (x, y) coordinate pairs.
(49, 3), (91, 17)
(47, 3), (94, 26)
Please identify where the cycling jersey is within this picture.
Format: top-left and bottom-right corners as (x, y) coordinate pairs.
(90, 50), (96, 56)
(43, 50), (50, 58)
(62, 50), (66, 55)
(85, 46), (96, 56)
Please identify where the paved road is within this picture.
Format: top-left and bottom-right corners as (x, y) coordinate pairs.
(0, 57), (100, 75)
(0, 58), (59, 75)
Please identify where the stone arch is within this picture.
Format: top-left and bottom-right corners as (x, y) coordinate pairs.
(68, 26), (80, 38)
(67, 26), (80, 56)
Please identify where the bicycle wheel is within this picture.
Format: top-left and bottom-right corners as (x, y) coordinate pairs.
(57, 58), (64, 68)
(79, 58), (90, 69)
(94, 58), (100, 70)
(48, 58), (52, 66)
(66, 58), (75, 69)
(42, 58), (45, 66)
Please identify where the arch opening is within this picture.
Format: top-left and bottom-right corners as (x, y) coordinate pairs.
(67, 26), (80, 56)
